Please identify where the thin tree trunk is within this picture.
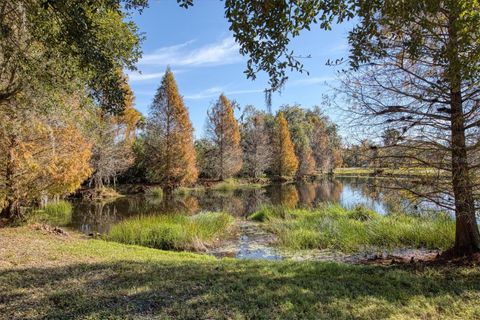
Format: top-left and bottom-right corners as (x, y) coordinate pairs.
(1, 134), (22, 221)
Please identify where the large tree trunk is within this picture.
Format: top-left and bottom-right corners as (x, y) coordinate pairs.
(0, 200), (21, 221)
(447, 7), (480, 256)
(450, 91), (480, 255)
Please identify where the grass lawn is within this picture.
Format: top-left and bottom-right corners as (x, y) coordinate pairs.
(1, 227), (480, 319)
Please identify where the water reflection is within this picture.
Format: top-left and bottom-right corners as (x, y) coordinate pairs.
(70, 177), (413, 234)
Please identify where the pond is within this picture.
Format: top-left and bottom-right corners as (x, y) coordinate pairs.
(70, 176), (413, 235)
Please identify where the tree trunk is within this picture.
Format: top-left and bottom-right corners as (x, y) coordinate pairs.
(447, 7), (480, 256)
(1, 134), (22, 221)
(450, 91), (480, 255)
(0, 200), (21, 221)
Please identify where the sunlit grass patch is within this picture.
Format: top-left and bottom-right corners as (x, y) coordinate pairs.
(251, 204), (455, 252)
(107, 212), (234, 251)
(213, 178), (263, 191)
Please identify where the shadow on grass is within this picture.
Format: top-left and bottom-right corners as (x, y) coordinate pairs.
(1, 259), (480, 319)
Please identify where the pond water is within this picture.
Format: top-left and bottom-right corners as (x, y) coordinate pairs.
(70, 177), (412, 235)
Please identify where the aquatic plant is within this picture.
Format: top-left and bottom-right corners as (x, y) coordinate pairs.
(107, 212), (233, 251)
(146, 187), (163, 198)
(252, 204), (455, 252)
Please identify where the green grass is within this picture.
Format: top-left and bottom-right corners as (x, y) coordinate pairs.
(107, 212), (234, 251)
(146, 186), (163, 198)
(1, 226), (480, 319)
(213, 178), (263, 191)
(29, 200), (73, 226)
(250, 204), (455, 252)
(334, 167), (448, 178)
(174, 186), (205, 196)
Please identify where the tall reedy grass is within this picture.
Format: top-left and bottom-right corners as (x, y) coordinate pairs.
(30, 200), (73, 226)
(250, 203), (455, 252)
(107, 212), (233, 251)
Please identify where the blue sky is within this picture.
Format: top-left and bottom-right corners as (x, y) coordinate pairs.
(126, 1), (354, 139)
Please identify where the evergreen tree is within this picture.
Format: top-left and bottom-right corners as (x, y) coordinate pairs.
(145, 69), (198, 191)
(206, 94), (243, 180)
(272, 112), (298, 178)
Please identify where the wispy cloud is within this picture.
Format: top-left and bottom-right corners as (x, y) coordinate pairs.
(184, 76), (334, 100)
(127, 69), (186, 82)
(184, 86), (264, 100)
(291, 76), (336, 86)
(139, 37), (242, 68)
(329, 42), (349, 53)
(127, 72), (165, 82)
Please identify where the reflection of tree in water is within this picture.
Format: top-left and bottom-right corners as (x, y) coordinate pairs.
(296, 183), (316, 208)
(241, 188), (268, 216)
(313, 179), (343, 204)
(71, 201), (120, 235)
(145, 194), (200, 215)
(341, 177), (421, 213)
(176, 195), (199, 215)
(270, 184), (299, 209)
(195, 190), (245, 217)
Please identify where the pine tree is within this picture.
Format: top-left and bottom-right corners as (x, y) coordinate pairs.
(145, 69), (198, 191)
(206, 94), (243, 180)
(272, 112), (298, 178)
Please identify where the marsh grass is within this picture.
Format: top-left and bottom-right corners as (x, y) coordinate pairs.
(213, 178), (263, 191)
(146, 187), (163, 198)
(30, 200), (73, 226)
(250, 204), (455, 252)
(107, 212), (233, 251)
(174, 186), (205, 196)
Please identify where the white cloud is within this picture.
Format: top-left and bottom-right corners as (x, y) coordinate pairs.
(184, 86), (264, 100)
(139, 37), (242, 68)
(127, 72), (165, 81)
(127, 69), (186, 82)
(329, 42), (349, 53)
(291, 76), (336, 86)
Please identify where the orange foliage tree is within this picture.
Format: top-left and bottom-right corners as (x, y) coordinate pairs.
(206, 94), (243, 180)
(0, 108), (92, 219)
(144, 69), (198, 191)
(272, 112), (298, 178)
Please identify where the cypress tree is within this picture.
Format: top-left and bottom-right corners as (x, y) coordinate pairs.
(272, 112), (298, 178)
(206, 94), (243, 180)
(145, 68), (198, 191)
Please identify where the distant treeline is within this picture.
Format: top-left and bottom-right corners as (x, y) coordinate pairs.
(122, 69), (343, 188)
